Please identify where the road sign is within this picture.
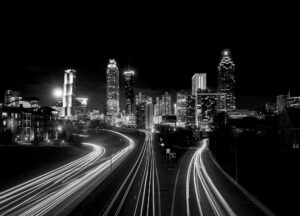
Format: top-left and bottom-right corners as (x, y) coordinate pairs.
(166, 148), (170, 154)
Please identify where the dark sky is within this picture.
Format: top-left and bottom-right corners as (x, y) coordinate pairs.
(1, 3), (299, 110)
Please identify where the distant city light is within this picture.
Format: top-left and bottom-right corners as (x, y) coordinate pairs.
(124, 70), (135, 75)
(53, 88), (63, 98)
(76, 97), (88, 105)
(223, 50), (229, 56)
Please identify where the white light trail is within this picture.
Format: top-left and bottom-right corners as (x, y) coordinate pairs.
(186, 139), (237, 216)
(0, 131), (135, 216)
(102, 130), (161, 216)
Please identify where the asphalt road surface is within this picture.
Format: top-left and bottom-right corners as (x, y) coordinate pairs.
(171, 138), (274, 216)
(0, 130), (135, 216)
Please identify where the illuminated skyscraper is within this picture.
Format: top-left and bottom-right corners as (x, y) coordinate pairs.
(186, 95), (195, 126)
(145, 99), (154, 131)
(75, 97), (88, 118)
(196, 89), (225, 130)
(161, 92), (172, 115)
(192, 73), (207, 95)
(176, 90), (188, 127)
(218, 50), (236, 111)
(106, 59), (119, 117)
(124, 70), (135, 115)
(63, 69), (76, 118)
(154, 97), (160, 116)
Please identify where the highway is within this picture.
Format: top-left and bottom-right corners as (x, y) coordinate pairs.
(1, 130), (271, 216)
(97, 129), (161, 216)
(0, 130), (135, 216)
(172, 138), (272, 216)
(186, 139), (236, 216)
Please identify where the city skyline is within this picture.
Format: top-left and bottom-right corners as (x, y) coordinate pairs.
(1, 6), (299, 110)
(1, 51), (298, 111)
(1, 5), (300, 216)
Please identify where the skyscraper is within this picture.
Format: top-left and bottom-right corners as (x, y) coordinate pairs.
(186, 95), (195, 127)
(218, 50), (236, 111)
(135, 92), (147, 129)
(154, 97), (160, 116)
(145, 99), (154, 131)
(124, 70), (135, 115)
(192, 73), (207, 95)
(63, 69), (76, 118)
(75, 97), (88, 119)
(161, 92), (172, 115)
(106, 59), (120, 117)
(176, 90), (188, 127)
(196, 89), (223, 131)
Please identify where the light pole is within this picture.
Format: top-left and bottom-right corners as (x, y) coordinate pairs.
(233, 129), (238, 183)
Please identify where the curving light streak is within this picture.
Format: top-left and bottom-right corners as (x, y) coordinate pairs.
(186, 139), (237, 216)
(102, 130), (161, 216)
(0, 131), (135, 216)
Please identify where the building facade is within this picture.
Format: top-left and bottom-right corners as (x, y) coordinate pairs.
(277, 94), (289, 113)
(4, 90), (22, 107)
(196, 90), (220, 131)
(186, 95), (195, 127)
(192, 73), (207, 96)
(159, 92), (172, 115)
(176, 90), (188, 127)
(75, 97), (88, 119)
(124, 70), (135, 115)
(145, 101), (154, 130)
(106, 59), (120, 118)
(63, 69), (76, 118)
(1, 105), (58, 143)
(136, 93), (153, 130)
(218, 50), (236, 111)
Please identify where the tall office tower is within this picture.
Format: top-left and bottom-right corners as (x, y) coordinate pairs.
(145, 98), (154, 130)
(135, 93), (146, 129)
(192, 73), (207, 95)
(124, 70), (135, 115)
(136, 92), (147, 105)
(218, 50), (236, 111)
(161, 92), (172, 115)
(106, 59), (120, 117)
(154, 97), (160, 116)
(196, 89), (219, 131)
(176, 90), (188, 127)
(186, 95), (196, 126)
(63, 69), (76, 118)
(75, 97), (88, 118)
(4, 90), (22, 107)
(136, 102), (146, 129)
(99, 103), (107, 115)
(277, 94), (289, 113)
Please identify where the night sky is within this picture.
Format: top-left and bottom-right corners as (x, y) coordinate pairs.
(1, 4), (299, 110)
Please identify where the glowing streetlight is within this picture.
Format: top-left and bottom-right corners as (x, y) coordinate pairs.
(223, 49), (230, 56)
(53, 88), (63, 98)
